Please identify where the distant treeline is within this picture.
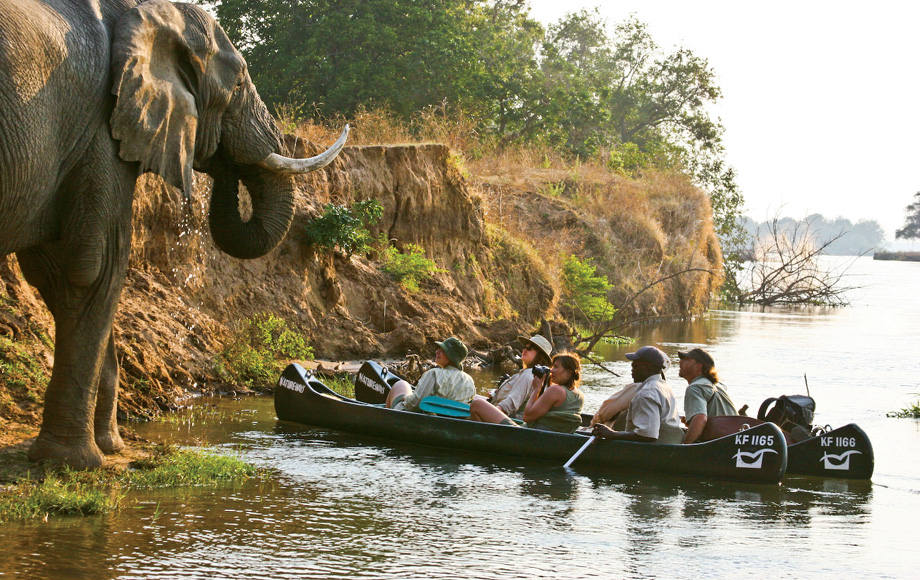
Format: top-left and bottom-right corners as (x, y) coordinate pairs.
(740, 214), (885, 256)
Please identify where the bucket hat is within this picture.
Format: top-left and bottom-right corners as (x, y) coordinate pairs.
(435, 337), (468, 368)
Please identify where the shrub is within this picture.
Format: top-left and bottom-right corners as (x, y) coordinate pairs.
(218, 314), (313, 389)
(303, 200), (383, 256)
(381, 243), (443, 292)
(562, 255), (613, 322)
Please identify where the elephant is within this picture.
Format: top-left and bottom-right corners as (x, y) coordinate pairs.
(0, 0), (348, 468)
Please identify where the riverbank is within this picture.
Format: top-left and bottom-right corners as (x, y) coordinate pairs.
(1, 125), (721, 444)
(873, 251), (920, 261)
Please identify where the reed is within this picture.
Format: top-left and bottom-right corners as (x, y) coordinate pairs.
(0, 446), (265, 522)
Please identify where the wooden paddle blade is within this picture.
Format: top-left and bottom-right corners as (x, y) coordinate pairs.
(419, 396), (471, 418)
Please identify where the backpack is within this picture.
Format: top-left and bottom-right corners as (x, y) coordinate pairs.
(757, 395), (816, 434)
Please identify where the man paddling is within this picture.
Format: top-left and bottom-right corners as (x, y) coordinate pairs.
(677, 348), (738, 444)
(386, 337), (475, 412)
(591, 346), (684, 444)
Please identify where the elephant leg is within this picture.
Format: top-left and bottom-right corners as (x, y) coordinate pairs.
(21, 135), (134, 469)
(94, 332), (125, 454)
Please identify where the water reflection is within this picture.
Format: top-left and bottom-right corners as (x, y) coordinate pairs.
(3, 256), (918, 579)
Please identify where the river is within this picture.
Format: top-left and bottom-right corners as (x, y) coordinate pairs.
(2, 256), (918, 579)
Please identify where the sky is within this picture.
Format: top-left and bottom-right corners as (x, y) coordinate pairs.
(527, 1), (920, 243)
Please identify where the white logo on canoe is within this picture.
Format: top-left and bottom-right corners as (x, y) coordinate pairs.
(357, 373), (385, 394)
(819, 450), (861, 470)
(733, 448), (778, 469)
(278, 376), (305, 393)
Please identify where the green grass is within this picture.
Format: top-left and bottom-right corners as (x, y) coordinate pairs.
(887, 400), (920, 419)
(0, 469), (118, 520)
(0, 446), (265, 522)
(321, 374), (356, 399)
(127, 447), (258, 488)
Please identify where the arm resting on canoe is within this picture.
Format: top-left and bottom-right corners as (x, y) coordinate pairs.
(591, 424), (657, 442)
(683, 413), (707, 444)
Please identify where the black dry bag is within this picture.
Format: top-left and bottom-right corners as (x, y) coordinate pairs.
(757, 394), (816, 433)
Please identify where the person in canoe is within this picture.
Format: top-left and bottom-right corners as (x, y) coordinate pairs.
(386, 337), (476, 412)
(591, 346), (684, 444)
(468, 352), (585, 433)
(677, 348), (739, 444)
(475, 335), (554, 421)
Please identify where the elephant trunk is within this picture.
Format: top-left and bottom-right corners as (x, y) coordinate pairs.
(208, 157), (295, 260)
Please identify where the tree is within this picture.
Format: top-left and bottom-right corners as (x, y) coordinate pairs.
(896, 192), (920, 240)
(732, 216), (861, 307)
(211, 0), (543, 125)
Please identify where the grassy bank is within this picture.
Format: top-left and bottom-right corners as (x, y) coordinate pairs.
(0, 444), (265, 522)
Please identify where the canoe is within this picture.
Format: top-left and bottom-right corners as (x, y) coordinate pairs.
(275, 362), (788, 484)
(701, 415), (874, 480)
(351, 361), (872, 480)
(786, 423), (874, 479)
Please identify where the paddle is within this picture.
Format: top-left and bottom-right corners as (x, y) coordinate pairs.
(563, 436), (596, 468)
(419, 396), (471, 417)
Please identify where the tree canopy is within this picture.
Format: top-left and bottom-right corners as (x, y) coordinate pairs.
(896, 192), (920, 240)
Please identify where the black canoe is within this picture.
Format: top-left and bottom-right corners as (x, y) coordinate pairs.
(785, 423), (874, 479)
(351, 360), (873, 480)
(275, 362), (788, 484)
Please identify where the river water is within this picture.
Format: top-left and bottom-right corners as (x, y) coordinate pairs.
(2, 256), (919, 579)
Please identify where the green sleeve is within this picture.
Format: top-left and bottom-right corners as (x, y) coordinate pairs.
(684, 384), (708, 420)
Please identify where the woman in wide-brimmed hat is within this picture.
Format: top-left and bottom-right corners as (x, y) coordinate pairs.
(386, 337), (475, 412)
(475, 335), (553, 421)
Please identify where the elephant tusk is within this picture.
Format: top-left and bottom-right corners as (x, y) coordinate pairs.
(257, 125), (350, 175)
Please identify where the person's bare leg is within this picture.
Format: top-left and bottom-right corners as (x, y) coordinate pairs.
(386, 380), (413, 408)
(469, 398), (512, 424)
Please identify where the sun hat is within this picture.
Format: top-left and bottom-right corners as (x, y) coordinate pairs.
(435, 337), (469, 368)
(517, 335), (553, 361)
(677, 347), (715, 368)
(625, 345), (670, 370)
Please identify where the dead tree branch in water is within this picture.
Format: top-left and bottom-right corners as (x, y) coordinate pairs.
(734, 217), (863, 306)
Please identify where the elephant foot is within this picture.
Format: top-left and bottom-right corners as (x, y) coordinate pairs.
(95, 427), (126, 455)
(27, 432), (105, 469)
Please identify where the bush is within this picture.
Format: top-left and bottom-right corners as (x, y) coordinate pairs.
(381, 243), (443, 292)
(303, 200), (383, 256)
(218, 314), (313, 389)
(562, 255), (613, 322)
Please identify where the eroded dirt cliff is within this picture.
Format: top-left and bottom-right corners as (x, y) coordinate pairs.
(1, 138), (719, 425)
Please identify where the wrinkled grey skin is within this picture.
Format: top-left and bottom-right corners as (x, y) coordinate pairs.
(0, 0), (333, 468)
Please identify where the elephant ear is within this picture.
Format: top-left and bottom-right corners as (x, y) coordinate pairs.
(110, 0), (220, 197)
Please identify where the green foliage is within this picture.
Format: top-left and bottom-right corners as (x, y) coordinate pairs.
(887, 399), (920, 418)
(896, 192), (920, 240)
(0, 448), (262, 521)
(303, 200), (383, 256)
(0, 336), (45, 398)
(381, 243), (443, 292)
(322, 375), (355, 399)
(127, 447), (257, 488)
(0, 470), (116, 520)
(218, 314), (313, 389)
(562, 255), (613, 322)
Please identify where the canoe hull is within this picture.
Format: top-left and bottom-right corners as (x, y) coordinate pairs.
(786, 423), (874, 479)
(275, 363), (787, 484)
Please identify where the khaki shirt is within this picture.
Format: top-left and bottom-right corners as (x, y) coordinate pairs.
(399, 366), (476, 412)
(684, 376), (738, 420)
(491, 368), (537, 419)
(625, 375), (684, 444)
